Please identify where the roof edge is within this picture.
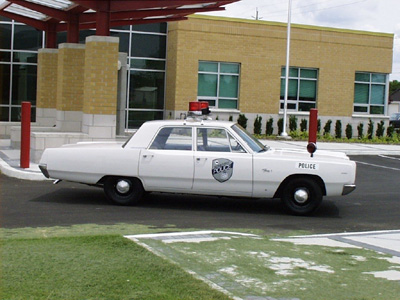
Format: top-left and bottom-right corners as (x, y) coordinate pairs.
(189, 14), (394, 38)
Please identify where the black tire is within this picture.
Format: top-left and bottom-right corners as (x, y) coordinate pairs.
(103, 177), (144, 206)
(281, 177), (323, 216)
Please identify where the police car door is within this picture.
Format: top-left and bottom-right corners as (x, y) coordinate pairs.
(193, 127), (253, 197)
(139, 126), (194, 192)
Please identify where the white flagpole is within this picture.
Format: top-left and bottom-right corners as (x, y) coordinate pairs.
(281, 0), (292, 137)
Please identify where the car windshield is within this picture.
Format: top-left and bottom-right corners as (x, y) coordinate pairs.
(231, 124), (268, 153)
(390, 113), (400, 120)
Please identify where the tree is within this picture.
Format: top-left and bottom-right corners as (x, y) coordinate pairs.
(390, 80), (400, 95)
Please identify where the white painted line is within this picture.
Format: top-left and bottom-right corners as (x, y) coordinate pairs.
(379, 155), (400, 161)
(125, 230), (259, 240)
(354, 160), (400, 171)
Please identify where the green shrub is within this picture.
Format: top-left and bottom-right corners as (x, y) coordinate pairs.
(266, 117), (274, 135)
(237, 114), (248, 129)
(376, 120), (385, 138)
(300, 119), (308, 132)
(367, 119), (374, 139)
(290, 130), (308, 139)
(357, 122), (364, 139)
(323, 120), (332, 136)
(387, 125), (394, 138)
(254, 115), (262, 135)
(289, 115), (298, 132)
(345, 124), (353, 139)
(335, 120), (342, 139)
(278, 118), (283, 135)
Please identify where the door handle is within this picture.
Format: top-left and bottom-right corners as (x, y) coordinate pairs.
(143, 154), (154, 158)
(196, 157), (207, 161)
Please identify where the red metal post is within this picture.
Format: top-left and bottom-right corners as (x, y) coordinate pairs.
(20, 102), (31, 169)
(67, 13), (80, 43)
(308, 108), (318, 144)
(96, 0), (111, 36)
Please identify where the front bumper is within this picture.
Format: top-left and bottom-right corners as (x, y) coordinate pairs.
(342, 184), (356, 195)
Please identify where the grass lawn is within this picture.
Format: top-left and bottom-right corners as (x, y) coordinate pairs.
(2, 225), (400, 300)
(1, 233), (231, 300)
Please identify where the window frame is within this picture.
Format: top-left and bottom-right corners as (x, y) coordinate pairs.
(353, 72), (388, 115)
(149, 126), (193, 151)
(279, 67), (318, 112)
(196, 127), (247, 153)
(197, 61), (240, 110)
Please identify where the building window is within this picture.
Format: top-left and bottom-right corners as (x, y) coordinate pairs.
(197, 61), (240, 109)
(0, 18), (43, 121)
(280, 67), (318, 112)
(354, 72), (387, 115)
(127, 23), (167, 129)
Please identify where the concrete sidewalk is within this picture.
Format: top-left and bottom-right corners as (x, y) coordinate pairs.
(0, 138), (399, 181)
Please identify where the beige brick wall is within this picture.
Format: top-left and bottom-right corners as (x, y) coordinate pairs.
(83, 36), (119, 115)
(56, 44), (85, 111)
(37, 49), (58, 109)
(167, 15), (393, 117)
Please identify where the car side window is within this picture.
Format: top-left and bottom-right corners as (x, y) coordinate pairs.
(150, 127), (192, 150)
(228, 132), (246, 153)
(197, 128), (239, 152)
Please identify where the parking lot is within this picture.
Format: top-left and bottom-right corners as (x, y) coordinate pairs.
(1, 154), (399, 233)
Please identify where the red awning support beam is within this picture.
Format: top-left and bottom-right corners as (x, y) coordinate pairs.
(95, 0), (111, 36)
(80, 6), (225, 23)
(45, 22), (57, 48)
(0, 10), (46, 30)
(67, 13), (80, 43)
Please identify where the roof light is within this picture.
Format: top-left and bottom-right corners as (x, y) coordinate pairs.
(307, 142), (317, 157)
(188, 101), (210, 116)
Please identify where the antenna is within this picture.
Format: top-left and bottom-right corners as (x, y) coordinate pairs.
(252, 8), (263, 20)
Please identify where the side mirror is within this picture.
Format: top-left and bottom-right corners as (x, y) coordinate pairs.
(307, 142), (317, 157)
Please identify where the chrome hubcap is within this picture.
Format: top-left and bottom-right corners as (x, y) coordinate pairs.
(294, 188), (309, 204)
(116, 180), (131, 194)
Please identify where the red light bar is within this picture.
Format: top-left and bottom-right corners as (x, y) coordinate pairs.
(189, 101), (210, 115)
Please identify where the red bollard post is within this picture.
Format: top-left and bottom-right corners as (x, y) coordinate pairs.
(20, 102), (31, 169)
(308, 108), (318, 144)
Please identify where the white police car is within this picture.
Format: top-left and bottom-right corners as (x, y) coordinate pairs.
(39, 102), (356, 215)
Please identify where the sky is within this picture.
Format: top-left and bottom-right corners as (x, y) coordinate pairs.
(1, 0), (399, 80)
(199, 0), (400, 81)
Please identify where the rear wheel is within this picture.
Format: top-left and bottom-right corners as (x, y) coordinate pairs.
(103, 177), (144, 206)
(281, 177), (323, 215)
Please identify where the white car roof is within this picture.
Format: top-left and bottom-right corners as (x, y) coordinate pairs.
(125, 118), (237, 149)
(144, 119), (236, 127)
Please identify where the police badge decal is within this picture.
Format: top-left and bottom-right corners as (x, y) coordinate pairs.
(212, 159), (234, 183)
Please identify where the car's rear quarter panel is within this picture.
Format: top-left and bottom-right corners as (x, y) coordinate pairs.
(46, 147), (141, 184)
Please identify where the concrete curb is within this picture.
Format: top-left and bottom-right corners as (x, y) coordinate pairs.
(0, 158), (48, 181)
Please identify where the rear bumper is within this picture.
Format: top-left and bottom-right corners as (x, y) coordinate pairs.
(342, 184), (356, 195)
(39, 164), (50, 178)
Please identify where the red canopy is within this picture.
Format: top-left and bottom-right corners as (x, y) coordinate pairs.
(0, 0), (238, 47)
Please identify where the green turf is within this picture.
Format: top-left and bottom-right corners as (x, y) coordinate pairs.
(2, 225), (399, 300)
(1, 234), (231, 300)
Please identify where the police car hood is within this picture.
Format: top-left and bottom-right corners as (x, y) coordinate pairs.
(268, 147), (350, 160)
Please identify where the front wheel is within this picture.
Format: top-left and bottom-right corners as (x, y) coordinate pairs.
(281, 177), (323, 215)
(103, 177), (144, 206)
